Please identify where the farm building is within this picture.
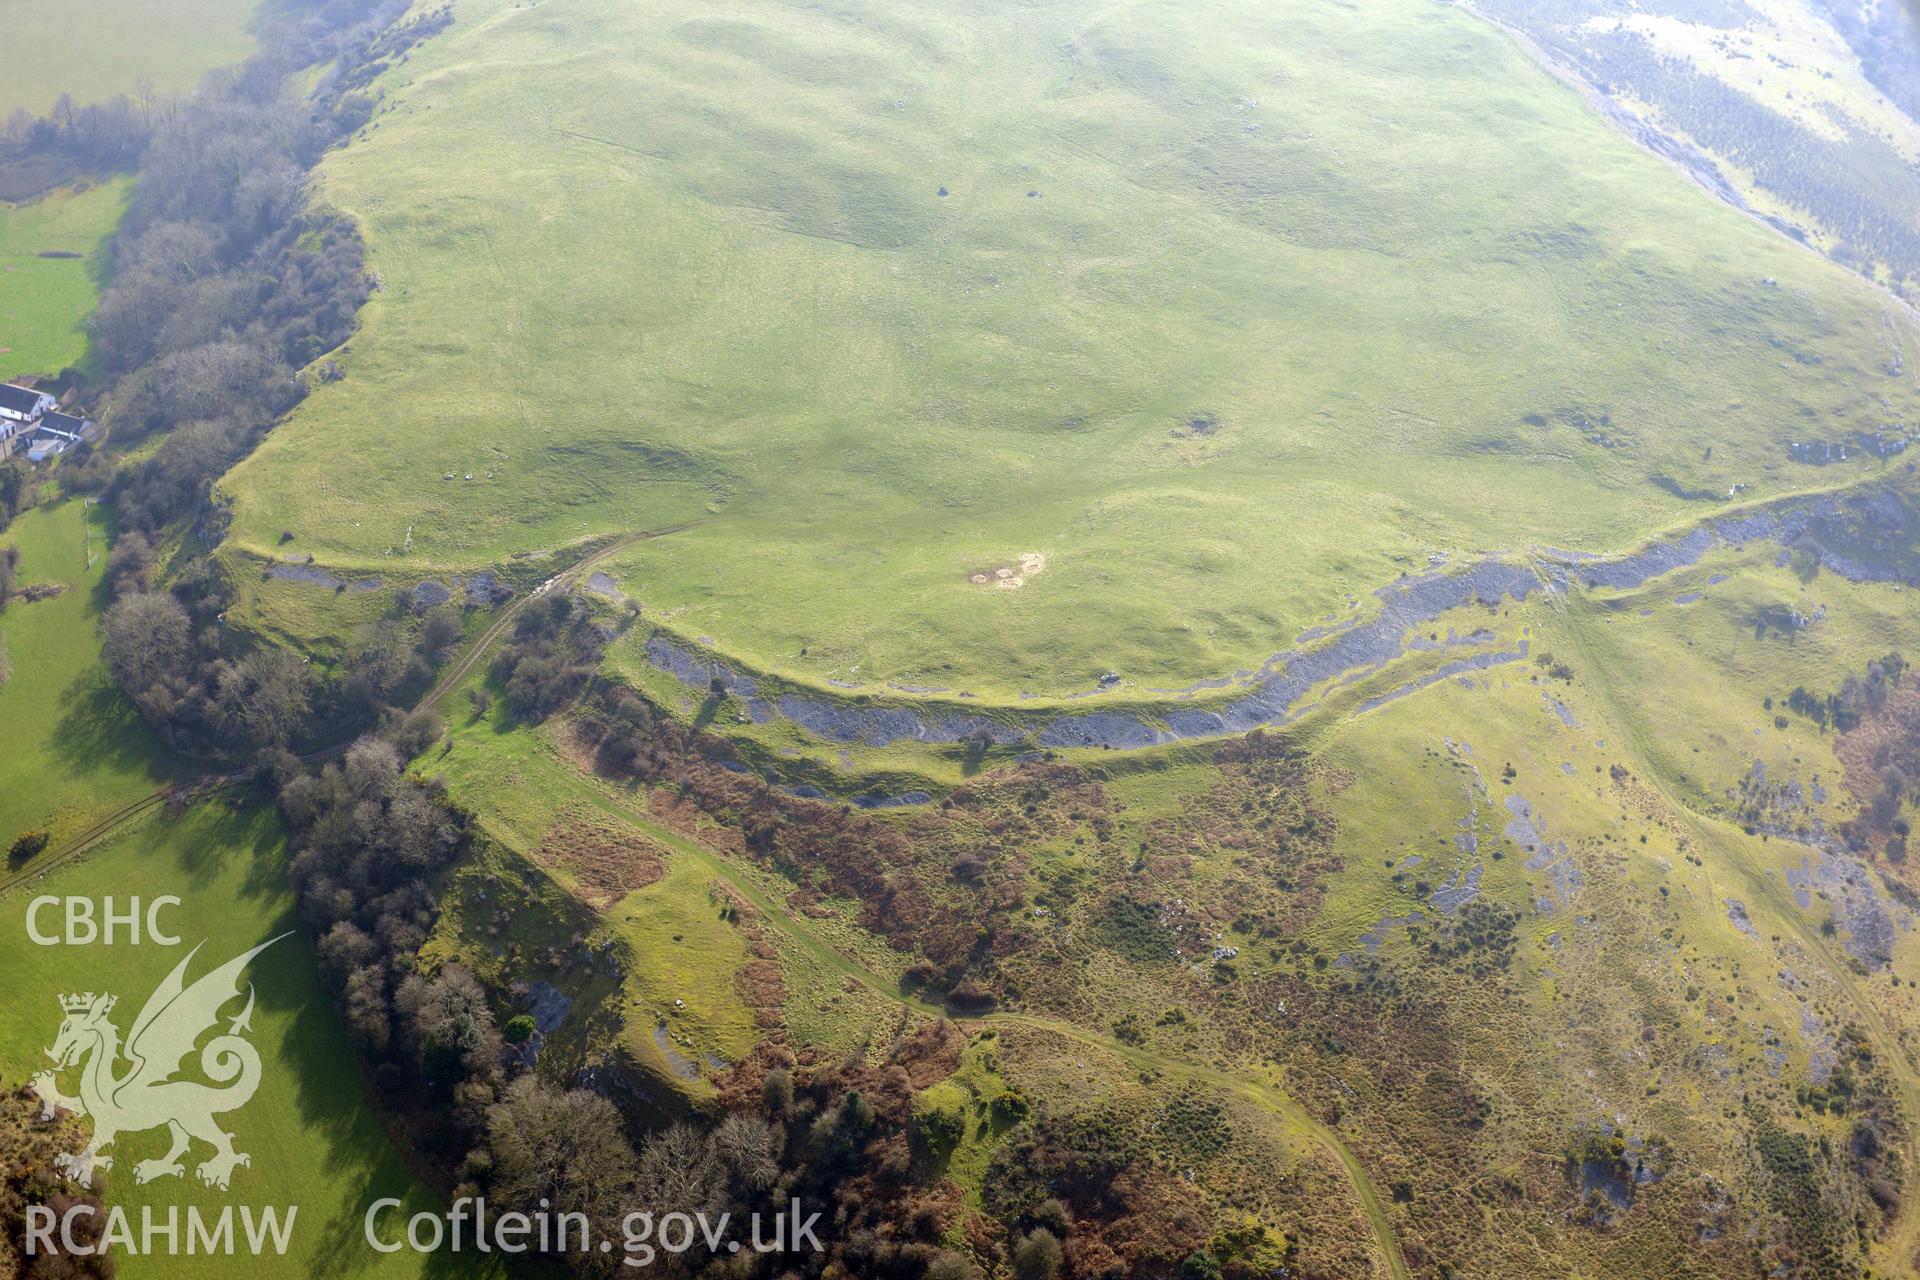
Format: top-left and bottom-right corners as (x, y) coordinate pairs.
(0, 385), (93, 462)
(0, 382), (57, 459)
(26, 410), (94, 462)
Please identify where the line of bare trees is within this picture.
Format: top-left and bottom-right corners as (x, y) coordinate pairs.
(0, 83), (162, 174)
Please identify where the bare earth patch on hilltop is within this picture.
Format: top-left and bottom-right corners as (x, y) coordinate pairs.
(968, 552), (1048, 590)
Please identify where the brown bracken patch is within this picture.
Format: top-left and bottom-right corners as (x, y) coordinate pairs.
(534, 816), (666, 908)
(892, 1016), (965, 1088)
(647, 788), (749, 855)
(714, 882), (787, 1033)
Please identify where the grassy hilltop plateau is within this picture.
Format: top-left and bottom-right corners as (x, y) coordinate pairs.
(4, 0), (1920, 1278)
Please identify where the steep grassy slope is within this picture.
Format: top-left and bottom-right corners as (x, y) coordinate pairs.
(419, 688), (768, 1107)
(223, 0), (1920, 700)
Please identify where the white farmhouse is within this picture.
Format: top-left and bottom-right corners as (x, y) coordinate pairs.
(0, 383), (57, 459)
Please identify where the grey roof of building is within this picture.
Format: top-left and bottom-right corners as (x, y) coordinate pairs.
(39, 411), (90, 435)
(0, 384), (50, 416)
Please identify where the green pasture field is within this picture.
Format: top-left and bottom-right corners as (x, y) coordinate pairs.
(220, 0), (1920, 703)
(0, 0), (256, 118)
(0, 800), (450, 1279)
(0, 499), (188, 845)
(0, 178), (128, 382)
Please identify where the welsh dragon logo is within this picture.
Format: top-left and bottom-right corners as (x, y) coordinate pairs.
(32, 936), (285, 1190)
